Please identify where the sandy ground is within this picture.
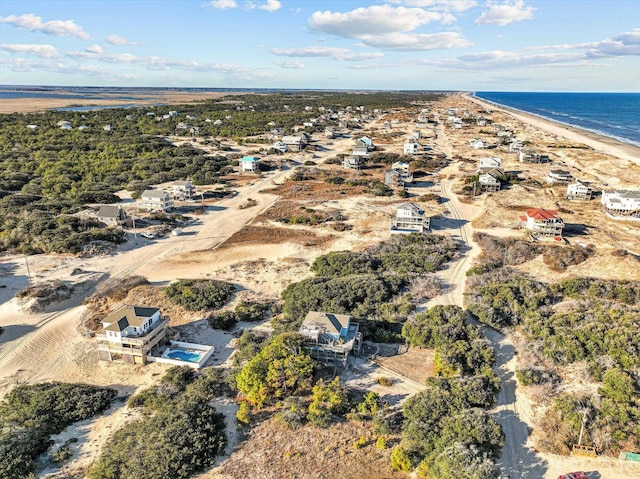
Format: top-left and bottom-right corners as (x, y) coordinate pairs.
(1, 91), (640, 479)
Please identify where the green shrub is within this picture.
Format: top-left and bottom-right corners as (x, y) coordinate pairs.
(0, 382), (116, 479)
(165, 279), (235, 311)
(51, 443), (73, 464)
(88, 368), (227, 479)
(390, 446), (413, 472)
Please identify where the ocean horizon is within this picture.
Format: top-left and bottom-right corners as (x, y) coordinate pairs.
(473, 91), (640, 148)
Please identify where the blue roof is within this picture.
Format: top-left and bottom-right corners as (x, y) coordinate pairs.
(241, 156), (259, 162)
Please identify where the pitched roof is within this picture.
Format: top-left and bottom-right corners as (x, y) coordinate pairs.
(241, 156), (259, 162)
(397, 202), (423, 214)
(526, 208), (558, 220)
(301, 311), (350, 335)
(141, 189), (169, 199)
(97, 205), (124, 219)
(103, 306), (159, 332)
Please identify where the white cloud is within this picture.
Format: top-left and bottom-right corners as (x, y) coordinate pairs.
(67, 49), (137, 63)
(475, 1), (534, 26)
(389, 0), (477, 12)
(270, 46), (384, 61)
(437, 29), (640, 71)
(0, 43), (60, 58)
(247, 0), (281, 12)
(85, 44), (103, 54)
(270, 46), (349, 57)
(106, 34), (137, 46)
(208, 0), (237, 9)
(308, 5), (446, 37)
(358, 32), (472, 51)
(276, 59), (305, 69)
(307, 5), (466, 51)
(584, 29), (640, 58)
(0, 13), (90, 39)
(0, 57), (134, 78)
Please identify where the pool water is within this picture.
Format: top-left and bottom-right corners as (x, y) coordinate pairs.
(166, 350), (204, 362)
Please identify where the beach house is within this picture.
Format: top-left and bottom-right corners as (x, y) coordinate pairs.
(391, 161), (414, 183)
(172, 179), (195, 200)
(519, 149), (544, 163)
(352, 144), (370, 157)
(469, 138), (487, 149)
(479, 173), (501, 192)
(97, 205), (129, 227)
(241, 156), (260, 173)
(478, 157), (502, 173)
(403, 142), (424, 155)
(139, 190), (173, 212)
(566, 180), (594, 200)
(342, 156), (363, 170)
(601, 190), (640, 218)
(391, 202), (430, 234)
(520, 208), (565, 238)
(299, 311), (362, 366)
(282, 135), (305, 152)
(96, 306), (170, 364)
(546, 169), (573, 184)
(385, 169), (405, 189)
(356, 136), (375, 151)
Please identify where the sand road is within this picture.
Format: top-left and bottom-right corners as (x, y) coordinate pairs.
(0, 166), (293, 387)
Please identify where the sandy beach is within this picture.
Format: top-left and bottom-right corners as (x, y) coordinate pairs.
(465, 93), (640, 166)
(1, 90), (639, 479)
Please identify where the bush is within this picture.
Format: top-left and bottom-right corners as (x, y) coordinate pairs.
(165, 279), (235, 311)
(88, 368), (227, 479)
(376, 436), (387, 450)
(390, 446), (413, 472)
(543, 245), (594, 272)
(51, 443), (73, 464)
(376, 377), (393, 387)
(0, 383), (116, 479)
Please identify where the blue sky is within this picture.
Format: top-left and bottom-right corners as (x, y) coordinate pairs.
(0, 1), (638, 91)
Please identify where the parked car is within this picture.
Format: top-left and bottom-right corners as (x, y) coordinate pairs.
(141, 232), (155, 239)
(558, 472), (588, 479)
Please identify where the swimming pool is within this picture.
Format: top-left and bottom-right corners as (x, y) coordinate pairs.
(166, 349), (204, 363)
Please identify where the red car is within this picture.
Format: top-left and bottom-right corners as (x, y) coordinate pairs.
(558, 472), (588, 479)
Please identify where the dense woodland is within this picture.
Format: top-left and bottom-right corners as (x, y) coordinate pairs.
(0, 92), (444, 254)
(466, 233), (640, 455)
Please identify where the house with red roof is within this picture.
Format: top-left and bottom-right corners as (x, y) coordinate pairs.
(520, 208), (565, 238)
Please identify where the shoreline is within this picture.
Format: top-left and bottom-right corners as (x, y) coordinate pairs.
(463, 92), (640, 166)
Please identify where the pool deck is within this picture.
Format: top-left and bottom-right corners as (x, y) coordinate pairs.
(148, 340), (215, 369)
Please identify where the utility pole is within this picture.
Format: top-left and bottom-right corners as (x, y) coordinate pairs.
(578, 408), (589, 447)
(24, 253), (32, 287)
(131, 209), (137, 244)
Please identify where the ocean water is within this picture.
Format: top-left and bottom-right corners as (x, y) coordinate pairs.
(473, 92), (640, 148)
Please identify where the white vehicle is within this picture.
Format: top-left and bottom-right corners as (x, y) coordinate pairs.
(141, 232), (155, 239)
(171, 228), (183, 236)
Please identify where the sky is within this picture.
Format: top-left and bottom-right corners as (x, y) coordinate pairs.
(0, 0), (639, 91)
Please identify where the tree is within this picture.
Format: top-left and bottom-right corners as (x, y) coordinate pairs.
(236, 333), (314, 408)
(429, 442), (500, 479)
(307, 377), (348, 427)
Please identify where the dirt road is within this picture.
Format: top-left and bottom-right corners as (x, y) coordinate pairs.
(0, 166), (293, 388)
